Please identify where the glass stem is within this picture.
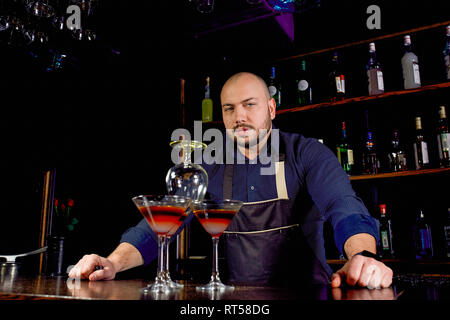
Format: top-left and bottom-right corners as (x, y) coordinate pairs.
(164, 236), (170, 274)
(211, 236), (220, 282)
(156, 235), (165, 281)
(182, 145), (191, 166)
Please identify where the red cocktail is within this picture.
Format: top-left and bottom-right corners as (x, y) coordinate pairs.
(139, 205), (186, 235)
(194, 209), (237, 238)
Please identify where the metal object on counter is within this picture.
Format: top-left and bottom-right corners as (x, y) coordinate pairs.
(0, 246), (48, 263)
(0, 246), (48, 288)
(45, 236), (65, 276)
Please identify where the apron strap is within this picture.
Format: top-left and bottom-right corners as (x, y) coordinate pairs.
(275, 161), (289, 200)
(222, 134), (288, 200)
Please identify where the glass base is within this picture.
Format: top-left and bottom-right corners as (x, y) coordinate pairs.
(165, 273), (184, 289)
(140, 279), (171, 294)
(196, 279), (234, 292)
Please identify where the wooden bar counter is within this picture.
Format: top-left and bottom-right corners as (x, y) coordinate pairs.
(2, 274), (450, 318)
(0, 274), (444, 301)
(0, 275), (400, 300)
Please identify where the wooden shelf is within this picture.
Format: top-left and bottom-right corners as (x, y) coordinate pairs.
(349, 167), (450, 181)
(192, 82), (450, 121)
(276, 82), (450, 115)
(276, 20), (450, 63)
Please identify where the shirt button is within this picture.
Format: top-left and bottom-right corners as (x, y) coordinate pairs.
(250, 185), (255, 191)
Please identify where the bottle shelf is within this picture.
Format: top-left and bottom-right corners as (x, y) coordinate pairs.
(349, 167), (450, 181)
(196, 81), (450, 125)
(276, 82), (450, 115)
(276, 20), (450, 63)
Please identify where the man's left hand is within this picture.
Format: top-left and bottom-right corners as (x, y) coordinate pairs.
(330, 254), (393, 289)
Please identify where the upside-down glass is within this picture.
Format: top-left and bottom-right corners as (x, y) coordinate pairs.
(0, 16), (10, 31)
(51, 15), (65, 31)
(166, 139), (208, 201)
(193, 199), (243, 291)
(196, 0), (214, 14)
(72, 28), (96, 41)
(164, 139), (208, 286)
(25, 0), (55, 18)
(72, 0), (97, 16)
(132, 195), (191, 294)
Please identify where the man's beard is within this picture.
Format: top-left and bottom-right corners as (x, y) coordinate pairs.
(232, 121), (271, 149)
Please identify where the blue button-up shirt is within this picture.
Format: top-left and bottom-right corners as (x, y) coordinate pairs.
(121, 129), (379, 268)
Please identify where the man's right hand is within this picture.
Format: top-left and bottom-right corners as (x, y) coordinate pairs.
(68, 254), (117, 281)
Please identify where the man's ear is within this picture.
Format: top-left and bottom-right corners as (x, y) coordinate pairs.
(268, 98), (276, 120)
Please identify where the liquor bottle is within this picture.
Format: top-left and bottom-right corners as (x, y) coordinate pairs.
(413, 208), (433, 259)
(361, 111), (380, 174)
(444, 208), (450, 258)
(436, 106), (450, 167)
(413, 117), (430, 170)
(444, 25), (450, 81)
(401, 35), (421, 89)
(387, 129), (408, 172)
(366, 42), (384, 95)
(296, 60), (312, 105)
(336, 121), (354, 175)
(328, 51), (345, 102)
(268, 66), (281, 107)
(379, 204), (394, 258)
(202, 76), (213, 123)
(362, 130), (379, 174)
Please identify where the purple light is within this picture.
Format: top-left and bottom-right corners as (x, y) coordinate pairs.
(192, 0), (295, 42)
(275, 13), (294, 42)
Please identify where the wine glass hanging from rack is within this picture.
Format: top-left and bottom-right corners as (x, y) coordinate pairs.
(0, 0), (98, 47)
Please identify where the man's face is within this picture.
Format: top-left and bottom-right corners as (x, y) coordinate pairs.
(220, 74), (276, 148)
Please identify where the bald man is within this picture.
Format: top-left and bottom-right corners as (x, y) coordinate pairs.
(69, 72), (393, 290)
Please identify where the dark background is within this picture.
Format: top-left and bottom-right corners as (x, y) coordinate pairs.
(0, 0), (448, 275)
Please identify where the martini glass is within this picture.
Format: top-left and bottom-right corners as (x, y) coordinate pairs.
(132, 195), (191, 294)
(193, 199), (243, 291)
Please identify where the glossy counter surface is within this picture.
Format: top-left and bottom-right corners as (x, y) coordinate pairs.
(0, 275), (447, 301)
